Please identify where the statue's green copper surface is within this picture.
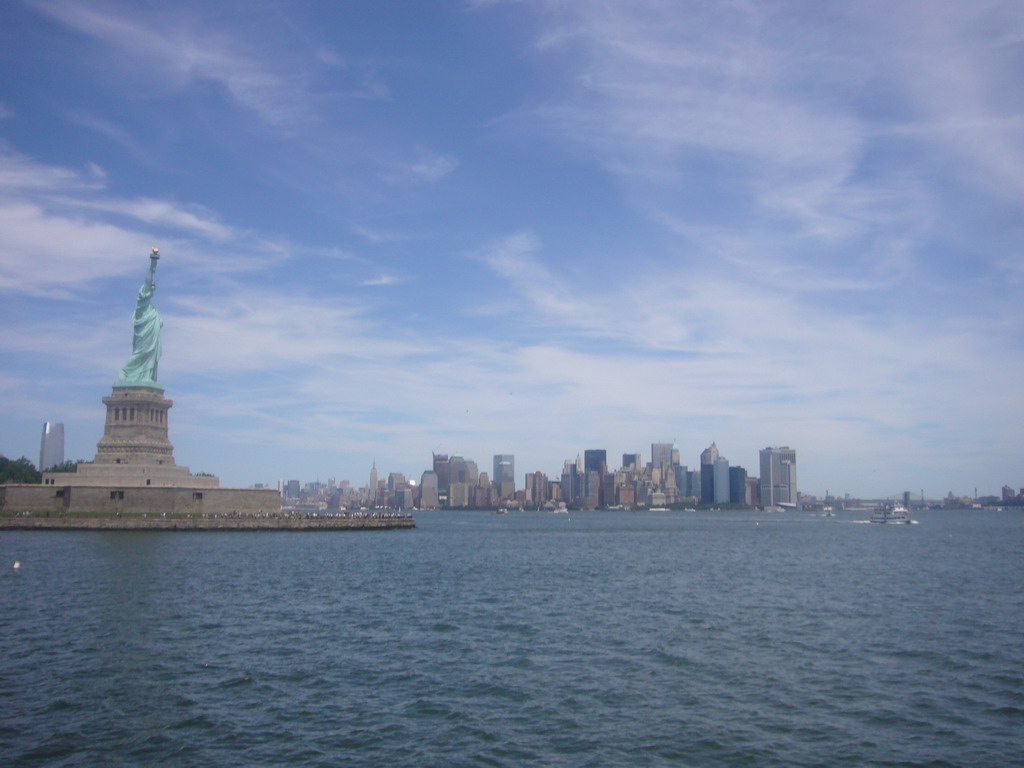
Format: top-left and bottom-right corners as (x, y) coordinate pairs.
(117, 249), (163, 387)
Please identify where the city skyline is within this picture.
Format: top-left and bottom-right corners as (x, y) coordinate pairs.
(2, 2), (1022, 499)
(10, 419), (1018, 503)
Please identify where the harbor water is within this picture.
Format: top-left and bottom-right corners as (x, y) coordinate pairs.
(1, 509), (1021, 767)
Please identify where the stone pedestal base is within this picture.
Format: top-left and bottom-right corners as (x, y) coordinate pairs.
(94, 386), (176, 466)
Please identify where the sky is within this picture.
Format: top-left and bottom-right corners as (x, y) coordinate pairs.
(1, 0), (1022, 499)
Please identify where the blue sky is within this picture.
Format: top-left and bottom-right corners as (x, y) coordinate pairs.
(1, 0), (1022, 498)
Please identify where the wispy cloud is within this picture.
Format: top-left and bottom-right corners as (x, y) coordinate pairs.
(0, 143), (102, 193)
(0, 148), (287, 295)
(32, 0), (384, 131)
(501, 0), (1023, 259)
(380, 150), (459, 185)
(351, 224), (414, 244)
(360, 274), (400, 287)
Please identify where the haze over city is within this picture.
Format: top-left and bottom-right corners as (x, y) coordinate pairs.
(1, 1), (1022, 499)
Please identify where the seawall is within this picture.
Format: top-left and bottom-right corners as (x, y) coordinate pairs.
(0, 514), (415, 532)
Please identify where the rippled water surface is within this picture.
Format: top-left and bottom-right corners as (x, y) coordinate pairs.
(2, 509), (1022, 767)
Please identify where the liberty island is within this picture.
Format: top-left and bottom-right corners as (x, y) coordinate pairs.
(0, 251), (413, 531)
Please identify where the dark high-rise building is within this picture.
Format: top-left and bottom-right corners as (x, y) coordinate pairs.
(39, 422), (64, 472)
(729, 465), (748, 505)
(622, 453), (641, 471)
(584, 449), (607, 476)
(561, 457), (584, 507)
(700, 442), (719, 504)
(583, 450), (607, 508)
(433, 453), (450, 495)
(684, 468), (699, 499)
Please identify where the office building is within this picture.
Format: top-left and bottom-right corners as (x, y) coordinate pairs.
(713, 456), (730, 504)
(525, 471), (550, 504)
(651, 443), (674, 473)
(449, 455), (466, 485)
(432, 453), (450, 495)
(419, 471), (439, 509)
(729, 465), (748, 505)
(759, 446), (797, 507)
(700, 442), (719, 504)
(39, 422), (64, 472)
(493, 454), (515, 499)
(561, 457), (584, 507)
(583, 450), (607, 508)
(584, 449), (607, 476)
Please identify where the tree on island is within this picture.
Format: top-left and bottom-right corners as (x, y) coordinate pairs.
(44, 459), (88, 473)
(0, 456), (42, 484)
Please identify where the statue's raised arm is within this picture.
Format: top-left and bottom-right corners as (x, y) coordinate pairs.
(116, 249), (164, 387)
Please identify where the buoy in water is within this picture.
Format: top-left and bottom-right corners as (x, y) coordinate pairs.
(13, 561), (21, 571)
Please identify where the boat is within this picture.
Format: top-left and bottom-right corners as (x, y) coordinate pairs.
(870, 503), (912, 524)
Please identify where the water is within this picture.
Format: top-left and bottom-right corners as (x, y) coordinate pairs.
(2, 509), (1021, 767)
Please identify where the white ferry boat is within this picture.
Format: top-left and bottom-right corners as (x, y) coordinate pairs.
(870, 503), (912, 524)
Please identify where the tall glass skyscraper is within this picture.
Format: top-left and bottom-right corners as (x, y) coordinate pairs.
(493, 454), (515, 498)
(713, 456), (731, 504)
(700, 442), (719, 504)
(39, 422), (64, 472)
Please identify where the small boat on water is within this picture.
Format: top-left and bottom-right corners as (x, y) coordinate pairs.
(870, 503), (912, 524)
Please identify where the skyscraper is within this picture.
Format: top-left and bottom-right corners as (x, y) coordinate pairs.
(700, 442), (719, 504)
(729, 465), (748, 505)
(39, 422), (64, 472)
(651, 443), (673, 473)
(449, 455), (466, 484)
(432, 453), (450, 496)
(622, 453), (641, 471)
(583, 450), (607, 508)
(583, 449), (607, 476)
(419, 470), (438, 507)
(561, 458), (584, 507)
(493, 454), (515, 499)
(713, 456), (730, 504)
(759, 446), (797, 507)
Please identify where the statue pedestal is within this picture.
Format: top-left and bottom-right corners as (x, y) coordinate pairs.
(43, 385), (219, 489)
(94, 386), (176, 466)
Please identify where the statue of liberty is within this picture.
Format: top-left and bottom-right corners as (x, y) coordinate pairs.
(117, 249), (163, 387)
